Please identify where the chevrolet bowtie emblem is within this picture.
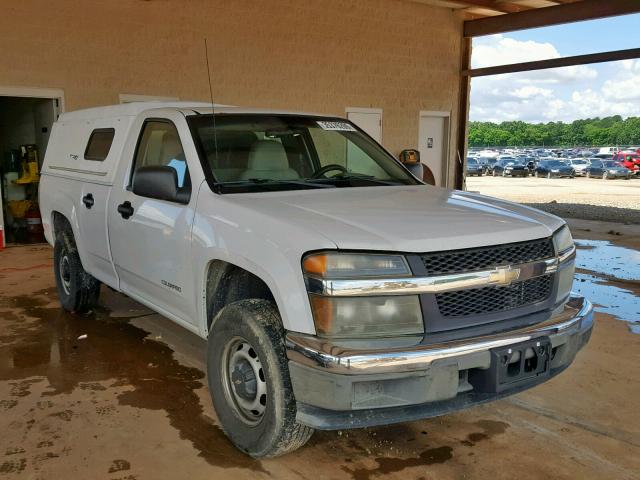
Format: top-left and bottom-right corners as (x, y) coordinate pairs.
(489, 266), (521, 286)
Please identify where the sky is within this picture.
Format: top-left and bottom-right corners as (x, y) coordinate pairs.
(470, 14), (640, 124)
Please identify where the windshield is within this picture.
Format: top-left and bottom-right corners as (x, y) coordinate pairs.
(545, 160), (566, 167)
(602, 161), (619, 168)
(467, 158), (477, 165)
(572, 160), (588, 165)
(188, 114), (419, 193)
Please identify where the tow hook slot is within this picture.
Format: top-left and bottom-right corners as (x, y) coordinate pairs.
(468, 337), (551, 393)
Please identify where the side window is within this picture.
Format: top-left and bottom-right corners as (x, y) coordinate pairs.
(84, 128), (115, 161)
(132, 120), (190, 190)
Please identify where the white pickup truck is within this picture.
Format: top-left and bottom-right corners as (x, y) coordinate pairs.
(40, 102), (593, 457)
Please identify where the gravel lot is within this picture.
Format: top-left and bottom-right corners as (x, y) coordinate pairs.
(466, 175), (640, 224)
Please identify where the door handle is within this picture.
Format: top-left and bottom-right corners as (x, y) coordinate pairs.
(117, 201), (134, 219)
(82, 193), (94, 209)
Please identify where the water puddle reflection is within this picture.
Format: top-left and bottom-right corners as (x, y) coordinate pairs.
(574, 239), (639, 333)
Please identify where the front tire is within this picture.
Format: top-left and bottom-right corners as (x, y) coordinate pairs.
(207, 300), (314, 458)
(53, 228), (100, 313)
(547, 172), (552, 179)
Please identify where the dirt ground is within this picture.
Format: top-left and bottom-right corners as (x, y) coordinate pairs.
(466, 175), (640, 223)
(0, 221), (639, 480)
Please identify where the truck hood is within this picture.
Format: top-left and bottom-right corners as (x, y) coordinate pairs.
(231, 185), (565, 252)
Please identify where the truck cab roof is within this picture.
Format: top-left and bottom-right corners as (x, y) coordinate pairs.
(60, 101), (329, 121)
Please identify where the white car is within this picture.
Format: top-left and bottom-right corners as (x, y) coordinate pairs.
(567, 158), (590, 176)
(40, 102), (593, 457)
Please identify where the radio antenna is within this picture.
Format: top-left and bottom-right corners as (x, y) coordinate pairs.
(204, 38), (219, 164)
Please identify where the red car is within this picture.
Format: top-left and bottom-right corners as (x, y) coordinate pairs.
(612, 151), (640, 174)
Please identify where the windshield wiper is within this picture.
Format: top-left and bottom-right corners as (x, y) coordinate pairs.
(219, 179), (336, 189)
(308, 173), (403, 186)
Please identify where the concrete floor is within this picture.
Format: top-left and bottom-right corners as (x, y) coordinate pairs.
(0, 220), (638, 480)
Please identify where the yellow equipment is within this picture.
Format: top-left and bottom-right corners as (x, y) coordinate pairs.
(7, 200), (32, 219)
(14, 146), (40, 184)
(15, 160), (40, 184)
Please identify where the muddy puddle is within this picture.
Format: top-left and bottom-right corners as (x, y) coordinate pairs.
(574, 239), (639, 333)
(0, 288), (265, 473)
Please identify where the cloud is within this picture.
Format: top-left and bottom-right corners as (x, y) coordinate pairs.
(472, 34), (598, 85)
(469, 35), (638, 123)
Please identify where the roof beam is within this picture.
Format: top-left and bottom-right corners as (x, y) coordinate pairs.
(464, 0), (640, 37)
(451, 0), (533, 14)
(464, 47), (640, 77)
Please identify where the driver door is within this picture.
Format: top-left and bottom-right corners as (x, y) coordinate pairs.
(108, 114), (198, 327)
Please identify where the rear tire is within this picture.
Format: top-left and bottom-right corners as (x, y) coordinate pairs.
(207, 299), (314, 458)
(602, 172), (608, 180)
(53, 227), (101, 313)
(586, 171), (591, 178)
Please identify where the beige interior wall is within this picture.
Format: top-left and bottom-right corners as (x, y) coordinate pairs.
(0, 0), (464, 186)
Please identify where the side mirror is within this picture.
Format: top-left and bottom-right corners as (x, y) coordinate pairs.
(132, 166), (183, 203)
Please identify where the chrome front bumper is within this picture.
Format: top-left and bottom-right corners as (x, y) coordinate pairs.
(286, 295), (593, 376)
(286, 295), (593, 428)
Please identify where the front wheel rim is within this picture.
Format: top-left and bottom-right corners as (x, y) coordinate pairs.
(59, 254), (72, 295)
(222, 337), (267, 425)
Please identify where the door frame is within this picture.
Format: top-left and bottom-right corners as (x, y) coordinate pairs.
(0, 86), (65, 115)
(418, 110), (451, 187)
(0, 86), (65, 248)
(345, 107), (383, 142)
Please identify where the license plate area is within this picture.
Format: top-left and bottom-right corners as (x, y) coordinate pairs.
(469, 337), (551, 393)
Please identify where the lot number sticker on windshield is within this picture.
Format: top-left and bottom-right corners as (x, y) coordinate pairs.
(317, 121), (357, 132)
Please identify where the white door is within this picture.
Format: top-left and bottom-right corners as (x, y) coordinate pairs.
(346, 109), (382, 143)
(419, 113), (449, 186)
(107, 113), (197, 327)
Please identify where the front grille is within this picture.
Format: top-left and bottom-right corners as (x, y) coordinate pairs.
(435, 275), (553, 318)
(420, 238), (554, 276)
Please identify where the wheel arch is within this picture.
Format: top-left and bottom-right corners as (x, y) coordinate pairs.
(204, 259), (279, 334)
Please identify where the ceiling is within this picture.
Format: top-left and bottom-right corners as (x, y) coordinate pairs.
(411, 0), (582, 19)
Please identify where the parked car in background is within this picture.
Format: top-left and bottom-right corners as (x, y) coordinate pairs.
(535, 159), (574, 178)
(598, 147), (619, 156)
(485, 157), (498, 174)
(466, 158), (483, 176)
(492, 159), (529, 177)
(476, 156), (492, 174)
(586, 160), (632, 180)
(566, 158), (590, 176)
(612, 151), (640, 175)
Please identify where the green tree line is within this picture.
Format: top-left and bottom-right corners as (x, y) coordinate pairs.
(469, 116), (640, 147)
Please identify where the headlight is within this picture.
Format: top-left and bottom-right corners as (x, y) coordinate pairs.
(309, 295), (423, 338)
(553, 225), (574, 256)
(551, 169), (559, 172)
(303, 252), (422, 338)
(303, 252), (410, 278)
(552, 226), (575, 304)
